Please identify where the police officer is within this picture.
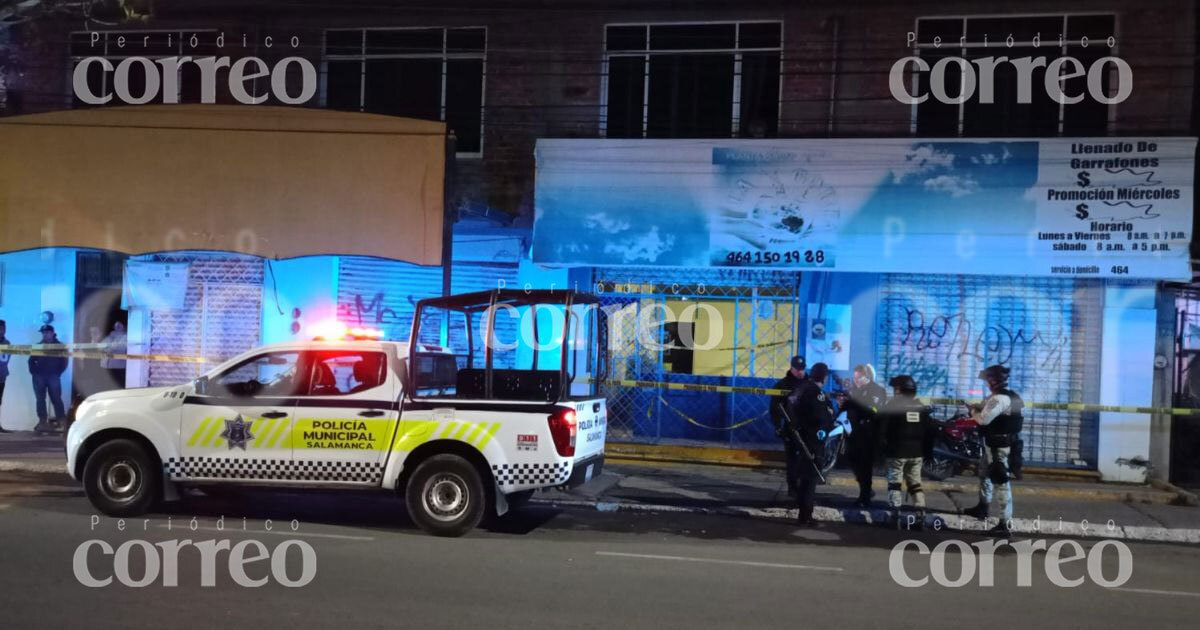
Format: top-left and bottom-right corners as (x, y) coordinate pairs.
(784, 362), (834, 526)
(771, 356), (806, 497)
(841, 363), (886, 507)
(875, 375), (933, 529)
(963, 364), (1023, 536)
(0, 320), (10, 433)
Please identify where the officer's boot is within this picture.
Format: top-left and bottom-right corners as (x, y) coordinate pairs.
(987, 519), (1012, 538)
(963, 501), (989, 520)
(855, 489), (872, 509)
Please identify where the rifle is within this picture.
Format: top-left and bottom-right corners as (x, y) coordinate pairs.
(775, 402), (826, 484)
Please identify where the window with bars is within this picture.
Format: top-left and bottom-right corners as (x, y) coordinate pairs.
(68, 30), (220, 108)
(323, 27), (486, 155)
(604, 22), (782, 139)
(913, 14), (1116, 137)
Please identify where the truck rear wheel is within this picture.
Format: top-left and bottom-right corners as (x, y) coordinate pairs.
(82, 438), (160, 517)
(405, 454), (486, 537)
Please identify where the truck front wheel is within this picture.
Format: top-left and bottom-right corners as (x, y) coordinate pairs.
(405, 454), (486, 537)
(82, 439), (160, 517)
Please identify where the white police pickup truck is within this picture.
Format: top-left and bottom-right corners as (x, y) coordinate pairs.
(67, 290), (608, 537)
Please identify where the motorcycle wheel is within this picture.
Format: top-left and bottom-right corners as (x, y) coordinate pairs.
(820, 434), (844, 476)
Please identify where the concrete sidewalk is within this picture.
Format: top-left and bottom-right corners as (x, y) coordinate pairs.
(536, 458), (1200, 544)
(0, 431), (67, 474)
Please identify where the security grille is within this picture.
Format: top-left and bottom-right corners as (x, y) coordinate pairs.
(144, 254), (264, 386)
(875, 273), (1103, 468)
(594, 266), (800, 447)
(336, 256), (518, 347)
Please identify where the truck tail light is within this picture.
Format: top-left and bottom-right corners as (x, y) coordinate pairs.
(547, 408), (577, 458)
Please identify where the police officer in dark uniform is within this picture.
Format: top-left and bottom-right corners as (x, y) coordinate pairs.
(771, 356), (806, 497)
(840, 363), (887, 507)
(784, 362), (834, 526)
(963, 365), (1024, 536)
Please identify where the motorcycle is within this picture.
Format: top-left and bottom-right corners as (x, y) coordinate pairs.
(817, 409), (852, 477)
(922, 404), (984, 481)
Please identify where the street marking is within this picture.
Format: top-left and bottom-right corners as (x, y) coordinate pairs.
(1113, 587), (1200, 598)
(157, 524), (375, 541)
(595, 551), (842, 572)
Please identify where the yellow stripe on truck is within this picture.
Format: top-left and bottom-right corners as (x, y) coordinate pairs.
(265, 421), (290, 448)
(474, 422), (501, 450)
(392, 420), (439, 452)
(200, 418), (223, 446)
(252, 418), (278, 448)
(186, 418), (213, 447)
(291, 418), (393, 450)
(463, 422), (486, 445)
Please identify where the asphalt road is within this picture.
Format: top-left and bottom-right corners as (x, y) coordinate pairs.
(1, 471), (1198, 630)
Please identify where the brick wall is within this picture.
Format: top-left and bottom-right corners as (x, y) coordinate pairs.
(1, 0), (1194, 221)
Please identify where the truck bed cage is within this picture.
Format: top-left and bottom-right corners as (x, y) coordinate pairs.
(409, 290), (606, 403)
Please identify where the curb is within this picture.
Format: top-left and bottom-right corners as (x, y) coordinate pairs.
(531, 497), (1200, 545)
(607, 442), (1101, 481)
(605, 455), (1177, 505)
(1149, 478), (1200, 507)
(0, 459), (68, 475)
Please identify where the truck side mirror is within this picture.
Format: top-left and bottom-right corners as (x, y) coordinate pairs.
(194, 376), (209, 396)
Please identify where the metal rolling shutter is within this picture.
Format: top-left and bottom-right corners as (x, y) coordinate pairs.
(335, 257), (518, 344)
(143, 254), (264, 386)
(875, 273), (1103, 469)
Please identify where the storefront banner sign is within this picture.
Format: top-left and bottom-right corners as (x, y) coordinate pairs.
(533, 138), (1195, 279)
(122, 261), (189, 310)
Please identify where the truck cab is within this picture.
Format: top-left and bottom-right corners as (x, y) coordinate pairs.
(66, 289), (608, 537)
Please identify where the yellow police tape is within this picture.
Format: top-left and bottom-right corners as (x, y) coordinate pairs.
(655, 394), (765, 431)
(584, 377), (1200, 417)
(0, 344), (209, 364)
(3, 344), (1195, 417)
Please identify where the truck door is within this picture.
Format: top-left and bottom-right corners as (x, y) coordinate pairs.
(177, 350), (304, 480)
(289, 349), (396, 484)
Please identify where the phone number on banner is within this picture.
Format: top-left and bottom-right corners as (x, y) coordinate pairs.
(720, 248), (834, 267)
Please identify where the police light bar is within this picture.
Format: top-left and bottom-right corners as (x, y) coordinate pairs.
(310, 320), (384, 341)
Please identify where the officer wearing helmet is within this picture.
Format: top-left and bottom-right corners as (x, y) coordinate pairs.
(963, 364), (1023, 536)
(875, 374), (933, 529)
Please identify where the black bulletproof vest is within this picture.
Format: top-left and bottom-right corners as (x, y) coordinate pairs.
(985, 388), (1024, 435)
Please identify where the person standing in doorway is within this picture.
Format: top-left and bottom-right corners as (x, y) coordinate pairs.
(30, 324), (67, 433)
(101, 321), (127, 390)
(0, 320), (10, 433)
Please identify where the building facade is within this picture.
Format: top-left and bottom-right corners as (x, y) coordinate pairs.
(0, 0), (1197, 482)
